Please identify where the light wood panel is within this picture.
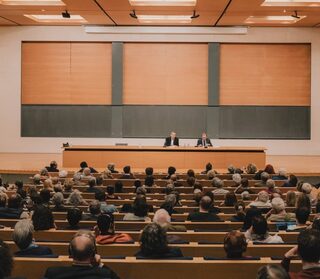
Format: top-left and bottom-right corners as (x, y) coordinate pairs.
(123, 43), (208, 105)
(22, 42), (112, 105)
(220, 44), (311, 106)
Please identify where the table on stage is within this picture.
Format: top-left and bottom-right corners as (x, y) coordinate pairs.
(62, 146), (266, 170)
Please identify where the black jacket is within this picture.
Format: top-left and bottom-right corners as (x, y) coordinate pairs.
(14, 245), (53, 257)
(196, 138), (212, 147)
(164, 137), (179, 147)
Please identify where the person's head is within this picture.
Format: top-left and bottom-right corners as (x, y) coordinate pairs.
(201, 132), (207, 140)
(106, 185), (115, 196)
(241, 191), (251, 201)
(32, 205), (54, 230)
(40, 168), (49, 177)
(0, 193), (7, 207)
(164, 194), (177, 208)
(186, 176), (196, 187)
(170, 174), (177, 182)
(49, 160), (58, 169)
(193, 182), (203, 192)
(167, 166), (176, 176)
(251, 215), (268, 237)
(67, 208), (82, 227)
(53, 184), (63, 193)
(33, 174), (41, 185)
(115, 181), (123, 193)
(246, 163), (257, 174)
(204, 191), (214, 204)
(194, 189), (203, 206)
(123, 165), (131, 174)
(40, 189), (51, 204)
(207, 170), (216, 180)
(278, 168), (287, 177)
(59, 170), (68, 178)
(261, 172), (270, 183)
(107, 163), (115, 172)
(153, 209), (171, 226)
(297, 229), (320, 263)
(224, 231), (247, 258)
(241, 178), (249, 188)
(52, 192), (64, 207)
(83, 167), (91, 177)
(145, 167), (153, 176)
(211, 177), (224, 188)
(160, 201), (175, 216)
(164, 184), (175, 195)
(170, 131), (176, 139)
(88, 178), (96, 188)
(285, 191), (296, 207)
(224, 192), (237, 207)
(266, 179), (275, 190)
(97, 213), (114, 235)
(205, 162), (212, 172)
(80, 161), (88, 169)
(94, 189), (106, 202)
(232, 173), (242, 185)
(199, 196), (212, 212)
(89, 200), (101, 215)
(264, 164), (275, 174)
(243, 207), (262, 230)
(136, 186), (147, 196)
(145, 176), (154, 187)
(296, 193), (311, 210)
(235, 201), (246, 214)
(68, 190), (85, 206)
(0, 239), (13, 278)
(15, 180), (23, 189)
(228, 165), (236, 174)
(288, 174), (298, 187)
(64, 179), (74, 192)
(296, 207), (310, 225)
(8, 194), (22, 209)
(187, 169), (195, 178)
(256, 265), (290, 279)
(51, 177), (59, 186)
(12, 219), (34, 250)
(301, 183), (312, 195)
(257, 191), (269, 203)
(134, 179), (142, 189)
(140, 223), (168, 256)
(271, 197), (285, 213)
(69, 231), (96, 262)
(133, 196), (149, 217)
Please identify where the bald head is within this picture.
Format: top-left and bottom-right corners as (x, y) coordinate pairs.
(70, 234), (96, 261)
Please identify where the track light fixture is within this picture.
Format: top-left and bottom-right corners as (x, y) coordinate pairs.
(130, 10), (138, 19)
(191, 10), (199, 19)
(61, 10), (70, 18)
(291, 10), (300, 19)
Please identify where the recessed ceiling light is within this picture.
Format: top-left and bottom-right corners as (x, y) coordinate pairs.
(24, 14), (87, 23)
(137, 14), (192, 23)
(129, 0), (196, 6)
(245, 15), (306, 24)
(262, 0), (320, 7)
(0, 0), (65, 5)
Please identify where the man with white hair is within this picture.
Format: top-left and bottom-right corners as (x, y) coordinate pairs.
(212, 178), (229, 195)
(232, 173), (242, 187)
(273, 168), (288, 181)
(153, 209), (186, 232)
(13, 219), (53, 256)
(266, 197), (296, 222)
(249, 191), (272, 208)
(302, 182), (319, 206)
(254, 172), (270, 187)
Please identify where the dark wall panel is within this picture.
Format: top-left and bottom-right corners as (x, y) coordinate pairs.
(207, 106), (220, 139)
(21, 105), (112, 137)
(122, 106), (207, 138)
(219, 106), (310, 139)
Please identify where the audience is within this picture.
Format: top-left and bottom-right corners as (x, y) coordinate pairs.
(273, 168), (288, 180)
(32, 205), (55, 231)
(230, 202), (246, 222)
(187, 196), (221, 222)
(201, 162), (213, 174)
(285, 191), (297, 207)
(283, 174), (298, 188)
(248, 191), (271, 208)
(135, 223), (183, 258)
(78, 161), (98, 174)
(13, 219), (53, 256)
(15, 180), (26, 199)
(51, 192), (66, 212)
(211, 178), (228, 194)
(221, 192), (238, 207)
(0, 239), (15, 279)
(95, 190), (117, 214)
(66, 190), (88, 206)
(64, 208), (83, 230)
(86, 178), (99, 193)
(106, 185), (120, 200)
(107, 163), (119, 174)
(266, 197), (296, 222)
(256, 265), (289, 279)
(120, 166), (135, 179)
(153, 209), (186, 232)
(254, 172), (270, 187)
(123, 196), (151, 221)
(234, 178), (254, 194)
(246, 163), (257, 175)
(0, 193), (24, 219)
(44, 231), (119, 279)
(224, 231), (247, 259)
(82, 201), (101, 221)
(287, 207), (310, 232)
(45, 161), (59, 172)
(95, 213), (133, 244)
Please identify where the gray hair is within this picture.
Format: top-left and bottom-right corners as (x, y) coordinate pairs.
(52, 192), (64, 206)
(59, 170), (68, 178)
(153, 209), (171, 225)
(67, 189), (85, 206)
(266, 179), (275, 189)
(40, 168), (49, 176)
(12, 219), (34, 250)
(207, 170), (216, 179)
(271, 197), (285, 212)
(211, 177), (224, 188)
(246, 163), (257, 174)
(165, 194), (176, 207)
(258, 191), (269, 203)
(278, 168), (287, 177)
(232, 173), (242, 184)
(261, 172), (270, 182)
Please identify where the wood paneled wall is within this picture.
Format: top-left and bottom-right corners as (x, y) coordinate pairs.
(21, 42), (112, 105)
(220, 44), (311, 106)
(123, 43), (208, 105)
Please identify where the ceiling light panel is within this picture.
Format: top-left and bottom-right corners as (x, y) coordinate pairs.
(129, 0), (196, 6)
(0, 0), (65, 5)
(24, 14), (87, 23)
(245, 15), (306, 24)
(262, 0), (320, 6)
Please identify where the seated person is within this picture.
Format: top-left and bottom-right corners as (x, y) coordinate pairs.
(15, 180), (27, 199)
(13, 219), (53, 256)
(273, 168), (288, 181)
(266, 197), (296, 222)
(196, 132), (212, 147)
(224, 230), (248, 259)
(82, 201), (101, 221)
(282, 174), (298, 188)
(201, 162), (213, 174)
(86, 178), (100, 194)
(106, 186), (120, 200)
(95, 190), (117, 214)
(0, 194), (24, 219)
(249, 191), (272, 208)
(81, 168), (94, 180)
(123, 196), (151, 221)
(203, 191), (221, 214)
(63, 208), (83, 230)
(187, 196), (221, 222)
(211, 178), (229, 195)
(144, 175), (155, 188)
(78, 161), (98, 174)
(45, 161), (59, 173)
(285, 191), (297, 207)
(119, 166), (135, 179)
(153, 209), (186, 232)
(163, 166), (177, 180)
(220, 192), (238, 207)
(51, 192), (66, 212)
(229, 202), (246, 222)
(95, 213), (133, 244)
(145, 167), (154, 176)
(135, 223), (183, 258)
(242, 207), (262, 231)
(164, 131), (179, 147)
(244, 215), (284, 244)
(254, 172), (270, 187)
(107, 163), (119, 174)
(32, 204), (56, 231)
(287, 207), (310, 232)
(234, 178), (254, 194)
(281, 229), (320, 278)
(44, 231), (119, 279)
(40, 189), (51, 207)
(246, 163), (258, 175)
(66, 190), (88, 207)
(256, 265), (289, 279)
(231, 173), (242, 187)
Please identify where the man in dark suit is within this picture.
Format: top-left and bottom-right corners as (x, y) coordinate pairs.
(196, 132), (212, 147)
(43, 232), (119, 279)
(164, 131), (179, 147)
